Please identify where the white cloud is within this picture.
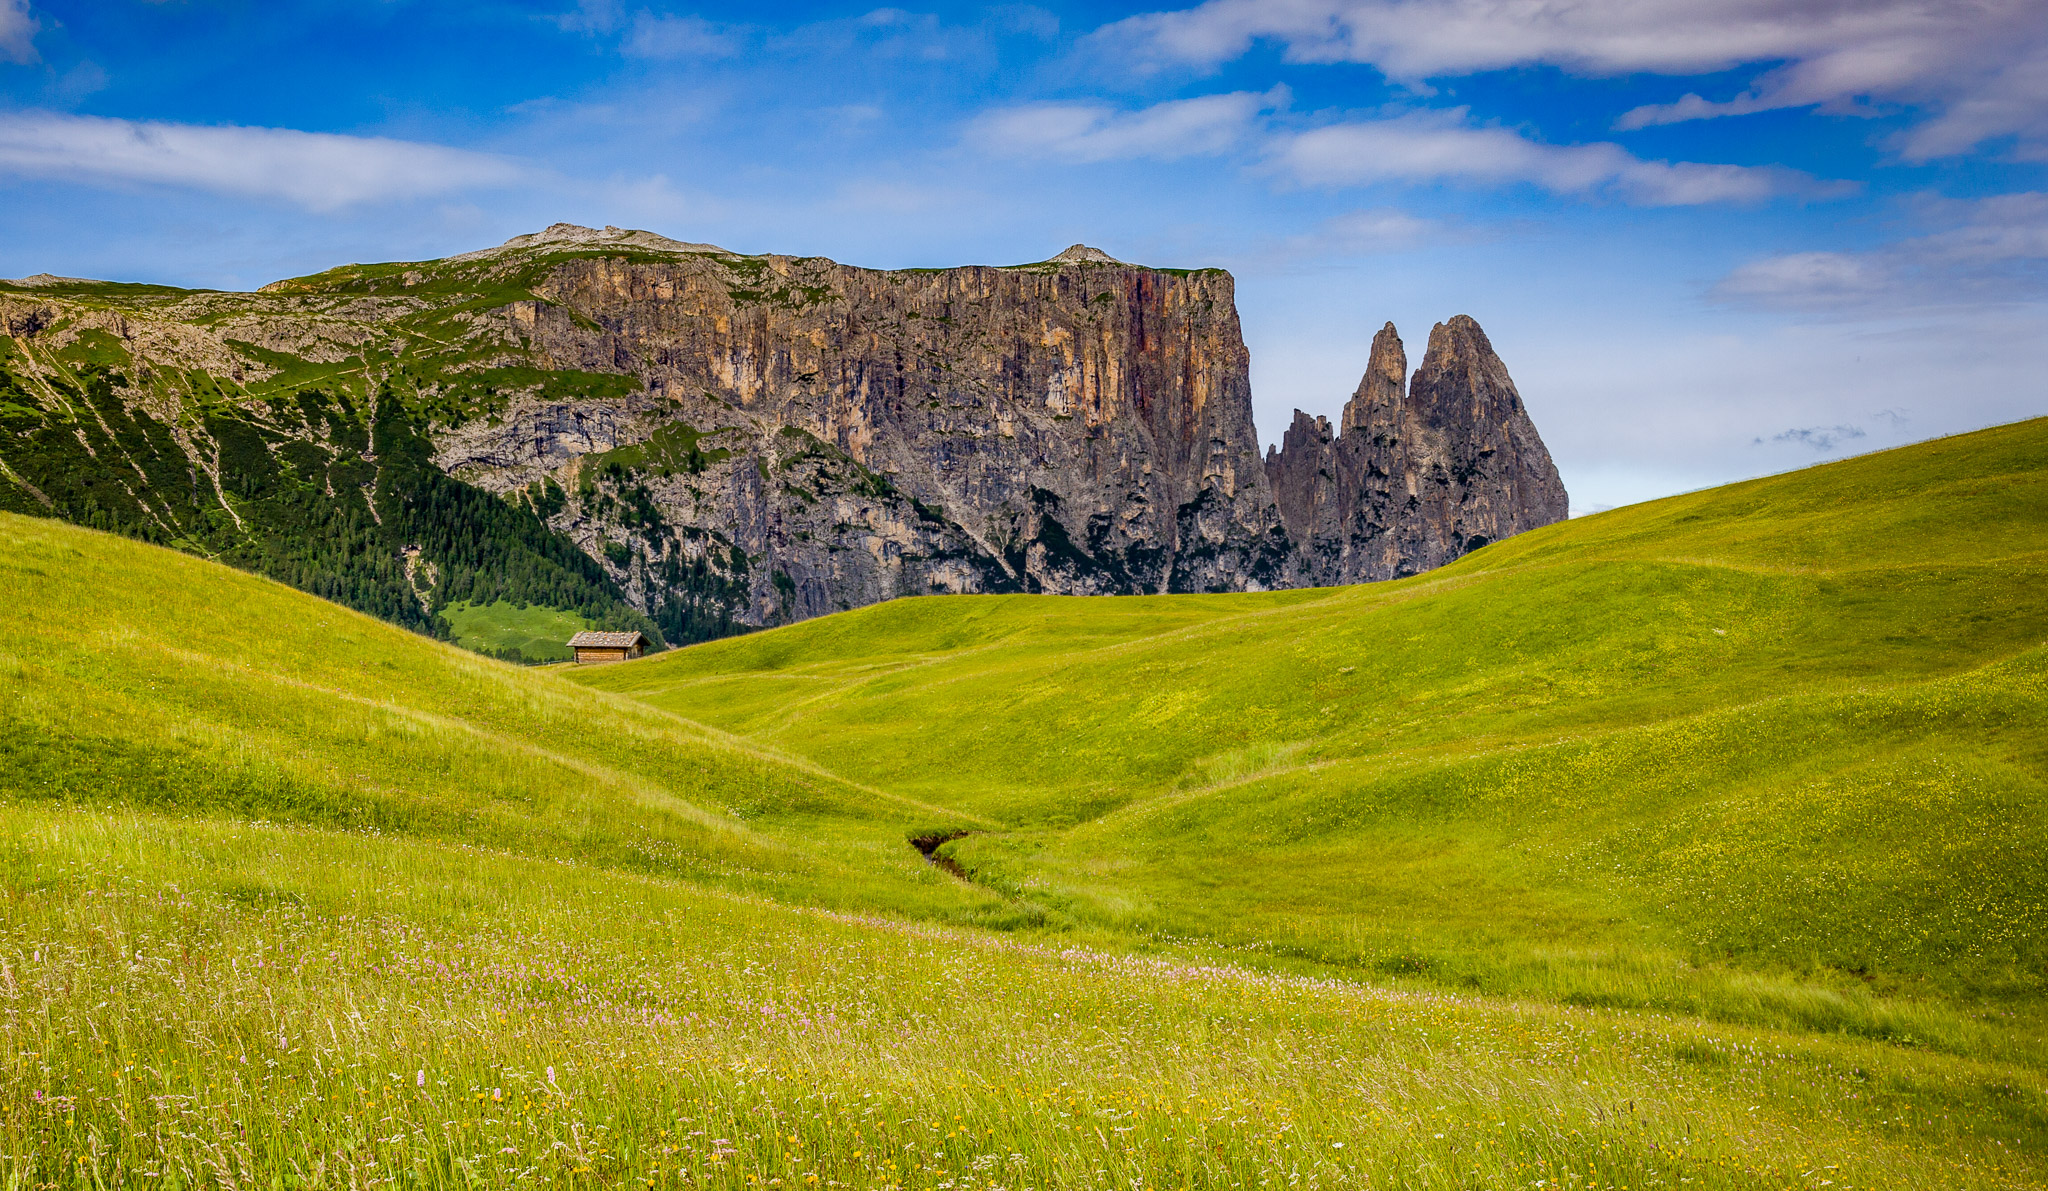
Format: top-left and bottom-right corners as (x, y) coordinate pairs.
(968, 90), (1277, 163)
(551, 0), (621, 35)
(967, 96), (1803, 205)
(1894, 53), (2048, 164)
(0, 112), (529, 212)
(1714, 192), (2048, 311)
(623, 14), (740, 59)
(1, 0), (38, 64)
(1716, 252), (1886, 308)
(1277, 111), (1796, 206)
(1097, 0), (2048, 161)
(1311, 208), (1437, 252)
(1614, 92), (1780, 130)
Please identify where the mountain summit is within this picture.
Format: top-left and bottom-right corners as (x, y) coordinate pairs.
(1049, 244), (1121, 264)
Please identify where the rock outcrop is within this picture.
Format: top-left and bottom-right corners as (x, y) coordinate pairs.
(0, 225), (1568, 646)
(1263, 317), (1569, 583)
(472, 243), (1294, 620)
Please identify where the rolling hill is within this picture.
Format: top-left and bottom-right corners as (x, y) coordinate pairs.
(0, 417), (2043, 1188)
(571, 415), (2048, 1055)
(0, 510), (999, 922)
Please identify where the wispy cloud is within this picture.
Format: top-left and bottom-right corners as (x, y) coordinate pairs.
(0, 0), (38, 64)
(0, 112), (529, 211)
(967, 95), (1808, 205)
(1096, 0), (2048, 161)
(968, 89), (1279, 164)
(1715, 252), (1885, 308)
(1237, 207), (1450, 271)
(1715, 192), (2048, 311)
(1276, 111), (1804, 206)
(769, 8), (989, 65)
(1307, 207), (1439, 252)
(550, 0), (621, 35)
(623, 14), (741, 59)
(1760, 424), (1866, 452)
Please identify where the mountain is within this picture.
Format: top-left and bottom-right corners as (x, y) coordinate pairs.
(0, 224), (1567, 651)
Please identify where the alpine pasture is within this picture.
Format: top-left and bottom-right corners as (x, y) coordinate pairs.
(2, 417), (2046, 1189)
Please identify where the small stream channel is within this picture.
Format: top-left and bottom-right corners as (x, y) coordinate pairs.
(909, 831), (973, 879)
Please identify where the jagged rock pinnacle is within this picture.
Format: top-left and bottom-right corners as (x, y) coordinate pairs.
(1341, 322), (1408, 437)
(1264, 313), (1568, 581)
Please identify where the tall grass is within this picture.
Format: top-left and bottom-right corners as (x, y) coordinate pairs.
(4, 806), (2042, 1190)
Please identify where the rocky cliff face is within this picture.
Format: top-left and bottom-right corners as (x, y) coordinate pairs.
(448, 234), (1292, 624)
(0, 225), (1566, 647)
(1262, 317), (1569, 584)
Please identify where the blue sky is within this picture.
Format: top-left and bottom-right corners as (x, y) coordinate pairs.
(3, 0), (2045, 512)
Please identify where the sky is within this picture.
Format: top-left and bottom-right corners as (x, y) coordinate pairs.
(2, 1), (2045, 513)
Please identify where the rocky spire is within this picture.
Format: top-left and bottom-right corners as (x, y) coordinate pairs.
(1262, 314), (1568, 583)
(1340, 322), (1407, 436)
(1411, 315), (1526, 431)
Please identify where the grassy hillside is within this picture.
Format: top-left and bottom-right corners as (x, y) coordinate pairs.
(0, 512), (996, 922)
(573, 417), (2048, 1054)
(1, 423), (2045, 1187)
(441, 599), (593, 662)
(0, 340), (666, 648)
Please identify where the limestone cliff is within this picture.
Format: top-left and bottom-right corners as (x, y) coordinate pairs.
(449, 233), (1293, 623)
(1263, 317), (1569, 583)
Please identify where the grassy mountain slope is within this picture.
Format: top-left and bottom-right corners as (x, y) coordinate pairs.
(441, 598), (594, 661)
(0, 511), (997, 922)
(0, 257), (725, 653)
(572, 416), (2048, 1053)
(0, 323), (665, 645)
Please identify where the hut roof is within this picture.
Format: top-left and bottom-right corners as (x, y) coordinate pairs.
(568, 630), (647, 649)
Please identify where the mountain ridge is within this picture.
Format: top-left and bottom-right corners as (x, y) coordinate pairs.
(0, 223), (1568, 649)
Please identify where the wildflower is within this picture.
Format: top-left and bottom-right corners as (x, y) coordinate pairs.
(417, 1070), (426, 1087)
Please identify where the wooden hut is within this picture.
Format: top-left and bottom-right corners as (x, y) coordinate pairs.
(567, 630), (648, 664)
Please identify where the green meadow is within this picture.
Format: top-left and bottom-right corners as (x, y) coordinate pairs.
(576, 416), (2048, 1057)
(2, 416), (2046, 1188)
(441, 600), (594, 663)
